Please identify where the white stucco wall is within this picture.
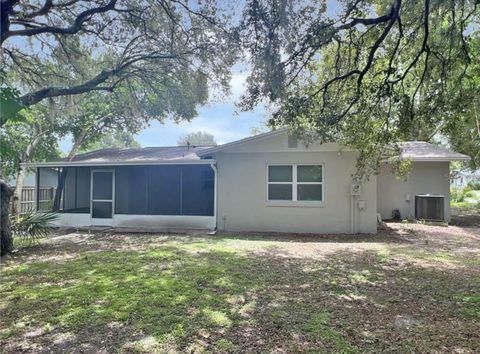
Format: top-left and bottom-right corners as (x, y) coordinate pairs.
(52, 213), (215, 230)
(377, 161), (451, 221)
(214, 133), (377, 234)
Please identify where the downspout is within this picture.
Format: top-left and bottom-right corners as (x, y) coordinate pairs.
(210, 162), (218, 233)
(350, 194), (354, 234)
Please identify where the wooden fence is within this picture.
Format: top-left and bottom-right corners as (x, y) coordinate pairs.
(16, 187), (56, 214)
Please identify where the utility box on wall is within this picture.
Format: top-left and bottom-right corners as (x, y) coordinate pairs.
(415, 195), (444, 221)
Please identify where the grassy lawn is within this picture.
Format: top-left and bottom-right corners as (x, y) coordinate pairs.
(1, 224), (479, 353)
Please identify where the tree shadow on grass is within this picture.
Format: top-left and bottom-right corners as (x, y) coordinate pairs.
(1, 239), (479, 353)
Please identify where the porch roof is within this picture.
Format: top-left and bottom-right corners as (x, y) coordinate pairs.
(25, 146), (216, 167)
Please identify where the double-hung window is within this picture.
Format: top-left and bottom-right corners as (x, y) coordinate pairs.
(267, 164), (324, 202)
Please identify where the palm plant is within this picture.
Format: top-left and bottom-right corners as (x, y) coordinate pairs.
(12, 211), (58, 243)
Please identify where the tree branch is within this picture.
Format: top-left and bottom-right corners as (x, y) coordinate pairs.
(22, 0), (54, 19)
(17, 52), (181, 106)
(1, 0), (117, 45)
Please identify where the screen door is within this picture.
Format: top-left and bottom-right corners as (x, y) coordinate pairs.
(91, 170), (114, 225)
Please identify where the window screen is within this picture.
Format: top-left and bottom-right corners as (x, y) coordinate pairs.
(268, 166), (292, 182)
(147, 166), (181, 215)
(268, 165), (293, 201)
(297, 184), (322, 201)
(297, 165), (323, 201)
(181, 165), (214, 216)
(267, 164), (323, 202)
(92, 171), (113, 200)
(115, 166), (148, 214)
(268, 184), (293, 200)
(297, 165), (322, 182)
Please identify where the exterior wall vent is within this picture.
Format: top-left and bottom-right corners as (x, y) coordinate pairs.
(287, 134), (298, 148)
(415, 195), (444, 221)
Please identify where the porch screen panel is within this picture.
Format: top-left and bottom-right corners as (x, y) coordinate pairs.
(40, 167), (91, 213)
(92, 171), (113, 200)
(63, 167), (76, 211)
(92, 201), (112, 218)
(181, 165), (214, 216)
(115, 166), (148, 214)
(147, 166), (181, 215)
(75, 167), (91, 213)
(37, 167), (59, 211)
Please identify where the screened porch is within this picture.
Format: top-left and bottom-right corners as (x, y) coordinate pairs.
(36, 163), (216, 229)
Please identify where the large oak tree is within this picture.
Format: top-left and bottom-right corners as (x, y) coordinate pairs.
(240, 0), (479, 174)
(0, 0), (238, 254)
(0, 0), (237, 125)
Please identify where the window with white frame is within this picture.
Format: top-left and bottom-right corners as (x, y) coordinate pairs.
(267, 164), (323, 202)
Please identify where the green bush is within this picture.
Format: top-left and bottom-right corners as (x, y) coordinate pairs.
(451, 185), (480, 204)
(467, 181), (480, 190)
(12, 211), (58, 243)
(451, 187), (463, 202)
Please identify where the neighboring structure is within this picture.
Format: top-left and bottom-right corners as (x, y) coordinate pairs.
(26, 130), (469, 233)
(451, 170), (480, 188)
(7, 168), (58, 214)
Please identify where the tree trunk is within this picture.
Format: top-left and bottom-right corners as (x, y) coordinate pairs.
(12, 167), (26, 215)
(52, 130), (88, 211)
(1, 179), (14, 256)
(67, 129), (88, 160)
(11, 135), (42, 215)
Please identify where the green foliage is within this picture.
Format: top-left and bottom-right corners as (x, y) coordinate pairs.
(79, 131), (141, 153)
(0, 86), (23, 126)
(12, 211), (58, 243)
(241, 0), (480, 176)
(2, 1), (236, 116)
(451, 187), (464, 203)
(177, 131), (217, 146)
(0, 104), (62, 180)
(467, 181), (480, 191)
(451, 184), (480, 210)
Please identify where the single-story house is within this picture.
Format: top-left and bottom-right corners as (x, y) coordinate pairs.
(451, 170), (480, 188)
(26, 129), (469, 234)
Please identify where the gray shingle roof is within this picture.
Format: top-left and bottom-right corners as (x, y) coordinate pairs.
(399, 141), (470, 161)
(66, 146), (211, 162)
(52, 146), (215, 165)
(26, 137), (469, 168)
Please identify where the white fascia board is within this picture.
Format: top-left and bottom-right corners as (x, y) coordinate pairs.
(405, 156), (471, 162)
(23, 159), (216, 168)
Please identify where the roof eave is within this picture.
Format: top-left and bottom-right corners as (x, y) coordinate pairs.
(404, 156), (471, 162)
(22, 159), (216, 168)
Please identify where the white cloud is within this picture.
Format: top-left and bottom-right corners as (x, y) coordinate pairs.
(229, 72), (249, 100)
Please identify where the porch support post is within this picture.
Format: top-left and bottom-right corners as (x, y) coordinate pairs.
(35, 167), (40, 211)
(210, 163), (218, 231)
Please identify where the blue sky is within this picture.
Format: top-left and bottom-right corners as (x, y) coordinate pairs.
(131, 1), (343, 149)
(59, 69), (269, 151)
(51, 0), (342, 152)
(136, 72), (269, 147)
